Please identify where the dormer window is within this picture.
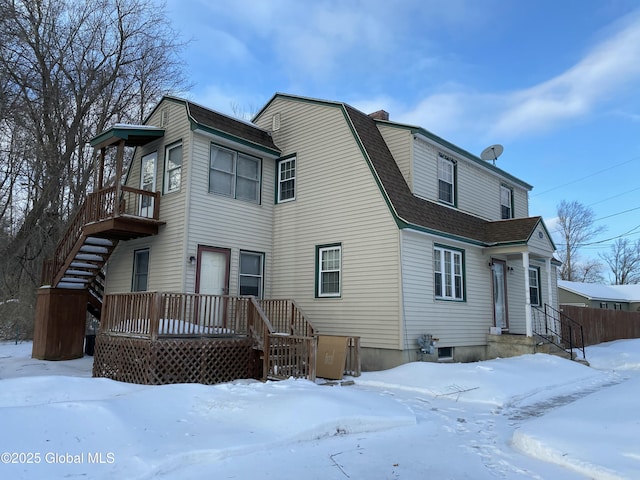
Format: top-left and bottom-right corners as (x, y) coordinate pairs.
(437, 152), (455, 205)
(501, 185), (513, 219)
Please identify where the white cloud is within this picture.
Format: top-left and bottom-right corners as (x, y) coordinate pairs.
(396, 9), (640, 141)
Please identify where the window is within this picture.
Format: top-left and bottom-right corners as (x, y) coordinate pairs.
(437, 152), (455, 205)
(277, 156), (296, 202)
(164, 142), (182, 193)
(317, 244), (341, 297)
(614, 303), (623, 311)
(434, 245), (464, 300)
(600, 302), (609, 309)
(438, 347), (453, 361)
(501, 185), (513, 219)
(529, 267), (541, 306)
(239, 251), (264, 298)
(132, 249), (149, 292)
(209, 144), (260, 203)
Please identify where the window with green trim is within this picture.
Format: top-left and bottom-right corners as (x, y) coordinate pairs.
(501, 185), (514, 219)
(434, 245), (464, 300)
(132, 248), (149, 292)
(529, 267), (541, 306)
(317, 244), (341, 297)
(164, 142), (182, 193)
(277, 157), (296, 203)
(437, 153), (455, 205)
(209, 144), (261, 203)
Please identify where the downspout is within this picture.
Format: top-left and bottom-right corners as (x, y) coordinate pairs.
(522, 252), (532, 336)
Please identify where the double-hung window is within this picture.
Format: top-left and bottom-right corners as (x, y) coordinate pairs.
(434, 245), (464, 300)
(437, 153), (455, 205)
(209, 144), (261, 203)
(132, 248), (150, 292)
(277, 156), (296, 202)
(239, 251), (264, 298)
(501, 185), (513, 219)
(164, 142), (182, 193)
(317, 244), (341, 297)
(529, 267), (541, 306)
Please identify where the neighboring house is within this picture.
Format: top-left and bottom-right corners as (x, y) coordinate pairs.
(34, 93), (560, 371)
(559, 280), (640, 312)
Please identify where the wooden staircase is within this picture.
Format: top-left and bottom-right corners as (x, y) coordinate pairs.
(40, 186), (163, 319)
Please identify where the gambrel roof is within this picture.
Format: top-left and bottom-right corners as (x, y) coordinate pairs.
(341, 102), (550, 248)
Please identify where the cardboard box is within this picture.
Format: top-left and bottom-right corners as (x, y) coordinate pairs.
(316, 335), (349, 380)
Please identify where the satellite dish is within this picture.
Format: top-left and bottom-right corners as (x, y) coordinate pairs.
(480, 144), (504, 165)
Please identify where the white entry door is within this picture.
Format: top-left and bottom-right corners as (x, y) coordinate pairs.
(197, 249), (229, 295)
(492, 259), (509, 330)
(196, 247), (230, 328)
(139, 152), (157, 217)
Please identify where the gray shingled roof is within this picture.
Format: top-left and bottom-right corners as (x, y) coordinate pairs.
(343, 104), (541, 246)
(185, 99), (280, 154)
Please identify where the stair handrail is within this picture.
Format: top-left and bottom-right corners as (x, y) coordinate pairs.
(532, 304), (586, 360)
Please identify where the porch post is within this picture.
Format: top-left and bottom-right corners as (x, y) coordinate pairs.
(545, 258), (553, 307)
(522, 252), (532, 336)
(114, 139), (125, 216)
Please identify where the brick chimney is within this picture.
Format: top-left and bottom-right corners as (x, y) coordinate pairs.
(368, 109), (389, 121)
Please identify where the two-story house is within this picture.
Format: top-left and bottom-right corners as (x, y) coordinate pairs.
(34, 93), (559, 373)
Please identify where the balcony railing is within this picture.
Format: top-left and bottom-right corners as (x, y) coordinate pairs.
(41, 186), (161, 286)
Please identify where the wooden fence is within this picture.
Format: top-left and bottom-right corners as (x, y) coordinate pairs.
(561, 305), (640, 346)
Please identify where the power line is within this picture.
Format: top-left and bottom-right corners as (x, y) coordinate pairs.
(588, 186), (640, 207)
(531, 154), (640, 197)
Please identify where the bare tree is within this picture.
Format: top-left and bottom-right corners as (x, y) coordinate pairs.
(0, 0), (189, 336)
(571, 259), (605, 283)
(556, 200), (606, 281)
(600, 238), (640, 285)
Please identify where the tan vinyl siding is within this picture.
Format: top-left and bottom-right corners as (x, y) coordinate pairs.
(412, 137), (530, 220)
(105, 99), (191, 293)
(256, 98), (402, 349)
(412, 136), (437, 201)
(528, 225), (555, 255)
(401, 230), (494, 348)
(377, 124), (413, 190)
(183, 132), (275, 296)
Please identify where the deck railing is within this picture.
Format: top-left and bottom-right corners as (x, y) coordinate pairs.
(41, 186), (160, 286)
(258, 299), (316, 336)
(101, 292), (318, 381)
(102, 292), (252, 339)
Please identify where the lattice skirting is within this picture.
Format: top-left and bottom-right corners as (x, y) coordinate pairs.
(93, 334), (260, 385)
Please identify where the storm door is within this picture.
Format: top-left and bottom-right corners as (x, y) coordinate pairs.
(491, 259), (509, 330)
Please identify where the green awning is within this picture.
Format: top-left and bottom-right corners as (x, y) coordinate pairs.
(90, 124), (165, 149)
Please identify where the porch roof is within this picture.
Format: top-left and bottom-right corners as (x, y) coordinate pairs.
(90, 124), (165, 149)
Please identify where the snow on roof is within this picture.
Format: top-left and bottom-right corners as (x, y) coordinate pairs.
(558, 280), (640, 302)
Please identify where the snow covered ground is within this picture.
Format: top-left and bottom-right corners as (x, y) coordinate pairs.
(0, 339), (639, 479)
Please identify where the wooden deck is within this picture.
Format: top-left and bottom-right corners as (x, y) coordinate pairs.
(94, 293), (323, 384)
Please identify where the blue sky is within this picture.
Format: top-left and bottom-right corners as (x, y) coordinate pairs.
(163, 0), (640, 264)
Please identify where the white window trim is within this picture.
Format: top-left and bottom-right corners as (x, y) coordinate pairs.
(164, 142), (182, 193)
(277, 157), (296, 203)
(434, 246), (464, 300)
(318, 245), (341, 298)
